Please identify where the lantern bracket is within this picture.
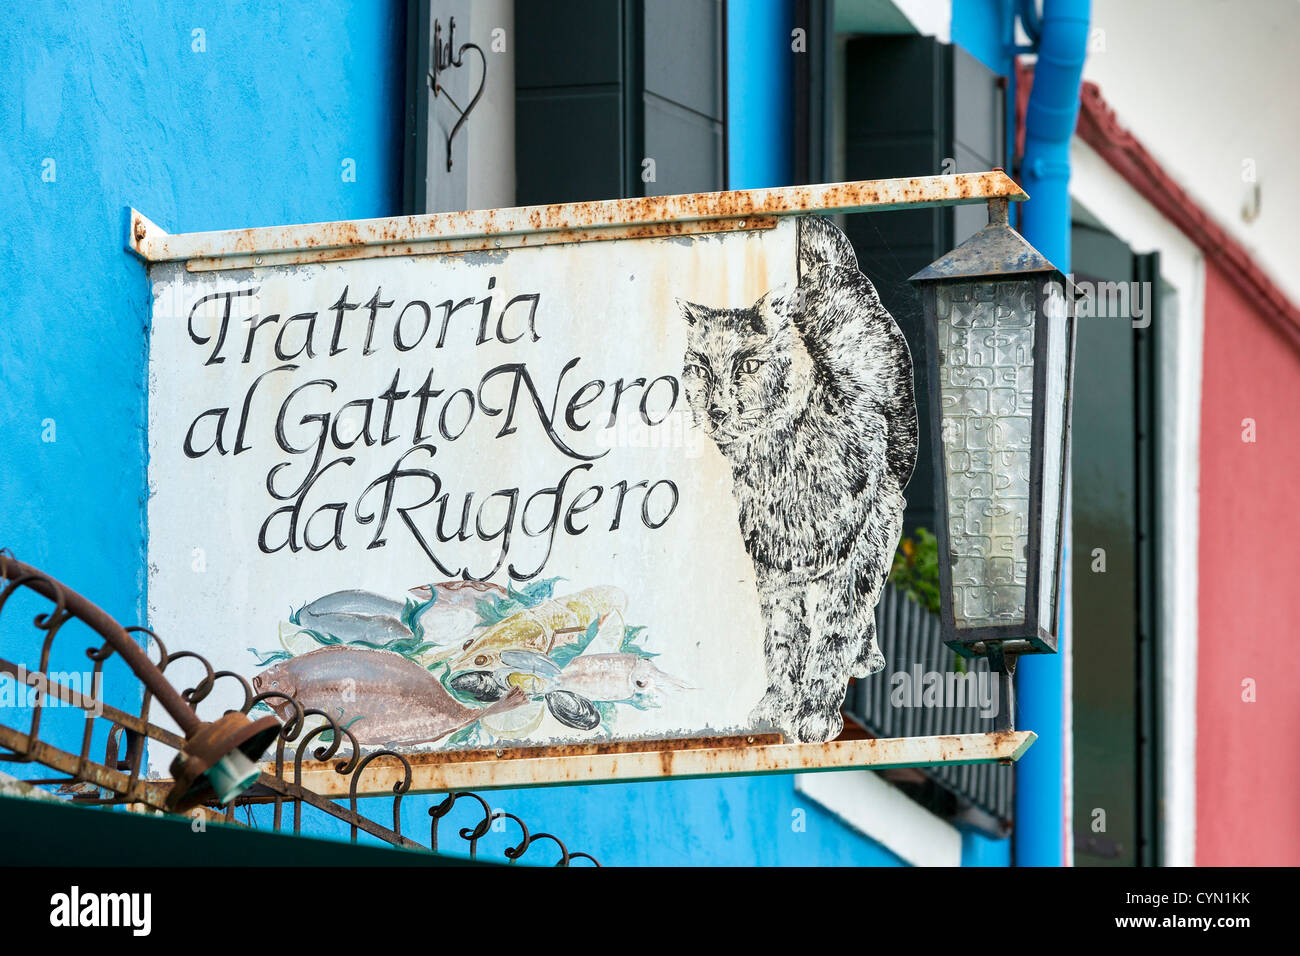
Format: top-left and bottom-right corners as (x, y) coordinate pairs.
(986, 643), (1019, 734)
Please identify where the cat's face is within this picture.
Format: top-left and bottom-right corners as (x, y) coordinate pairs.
(678, 294), (797, 448)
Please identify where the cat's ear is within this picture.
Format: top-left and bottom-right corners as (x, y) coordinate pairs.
(752, 286), (795, 332)
(677, 298), (706, 327)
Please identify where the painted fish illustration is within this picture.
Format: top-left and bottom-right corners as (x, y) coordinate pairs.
(450, 649), (689, 730)
(408, 580), (505, 605)
(446, 586), (628, 672)
(407, 580), (505, 648)
(294, 590), (412, 645)
(553, 654), (691, 708)
(251, 645), (525, 747)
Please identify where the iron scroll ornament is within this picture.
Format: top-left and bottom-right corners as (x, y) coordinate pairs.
(428, 17), (487, 173)
(0, 551), (599, 866)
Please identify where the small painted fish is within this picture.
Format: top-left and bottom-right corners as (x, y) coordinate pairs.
(251, 645), (524, 747)
(447, 586), (628, 672)
(554, 654), (691, 707)
(407, 580), (505, 605)
(406, 581), (505, 648)
(480, 649), (688, 706)
(295, 590), (412, 645)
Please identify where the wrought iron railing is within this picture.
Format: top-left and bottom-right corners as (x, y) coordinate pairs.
(0, 552), (598, 865)
(843, 582), (1014, 835)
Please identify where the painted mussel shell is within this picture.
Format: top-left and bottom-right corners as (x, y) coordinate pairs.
(544, 690), (601, 730)
(448, 670), (506, 703)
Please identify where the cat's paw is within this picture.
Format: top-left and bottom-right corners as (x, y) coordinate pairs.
(794, 709), (844, 743)
(849, 642), (886, 679)
(749, 690), (790, 729)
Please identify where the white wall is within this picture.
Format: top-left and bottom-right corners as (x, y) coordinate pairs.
(426, 0), (515, 213)
(1081, 0), (1299, 303)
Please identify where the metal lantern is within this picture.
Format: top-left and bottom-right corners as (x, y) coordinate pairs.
(909, 197), (1077, 681)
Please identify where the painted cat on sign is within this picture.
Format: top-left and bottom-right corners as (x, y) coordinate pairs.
(679, 216), (918, 742)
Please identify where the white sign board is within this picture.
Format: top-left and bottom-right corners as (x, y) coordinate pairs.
(145, 212), (917, 768)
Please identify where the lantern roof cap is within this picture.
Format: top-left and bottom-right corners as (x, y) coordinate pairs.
(909, 198), (1076, 299)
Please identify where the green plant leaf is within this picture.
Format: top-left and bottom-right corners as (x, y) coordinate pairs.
(400, 589), (438, 636)
(475, 577), (565, 627)
(473, 595), (512, 627)
(889, 527), (941, 616)
(593, 701), (617, 728)
(550, 616), (601, 669)
(447, 722), (484, 747)
(247, 647), (293, 667)
(510, 576), (563, 608)
(618, 624), (659, 659)
(304, 628), (341, 647)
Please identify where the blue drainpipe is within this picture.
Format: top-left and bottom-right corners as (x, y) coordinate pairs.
(1014, 0), (1090, 868)
(726, 0), (794, 189)
(1019, 0), (1089, 264)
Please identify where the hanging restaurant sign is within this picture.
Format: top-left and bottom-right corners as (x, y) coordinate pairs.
(129, 173), (1034, 785)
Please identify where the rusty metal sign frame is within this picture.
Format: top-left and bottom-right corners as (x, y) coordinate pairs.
(127, 170), (1026, 269)
(125, 171), (1036, 798)
(289, 730), (1035, 797)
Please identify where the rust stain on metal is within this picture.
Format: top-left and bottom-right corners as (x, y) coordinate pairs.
(377, 732), (782, 768)
(184, 216), (779, 272)
(279, 730), (1037, 797)
(130, 171), (1027, 266)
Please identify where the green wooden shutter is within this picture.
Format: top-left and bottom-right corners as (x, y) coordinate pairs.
(514, 0), (725, 205)
(1069, 220), (1164, 867)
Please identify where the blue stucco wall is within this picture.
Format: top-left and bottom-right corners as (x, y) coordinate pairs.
(952, 0), (1015, 74)
(1, 0), (406, 779)
(1, 0), (405, 622)
(265, 775), (906, 866)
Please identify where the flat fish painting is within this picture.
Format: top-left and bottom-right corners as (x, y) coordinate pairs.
(679, 215), (918, 742)
(251, 645), (527, 748)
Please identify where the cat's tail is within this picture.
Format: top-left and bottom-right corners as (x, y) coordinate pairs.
(797, 215), (858, 278)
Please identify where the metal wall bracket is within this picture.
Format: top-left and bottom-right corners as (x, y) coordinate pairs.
(428, 16), (486, 173)
(986, 643), (1019, 734)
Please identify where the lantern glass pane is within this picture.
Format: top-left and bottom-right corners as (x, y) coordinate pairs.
(1036, 281), (1069, 628)
(936, 279), (1036, 628)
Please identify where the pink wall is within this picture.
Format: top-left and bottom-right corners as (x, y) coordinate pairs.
(1196, 263), (1300, 865)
